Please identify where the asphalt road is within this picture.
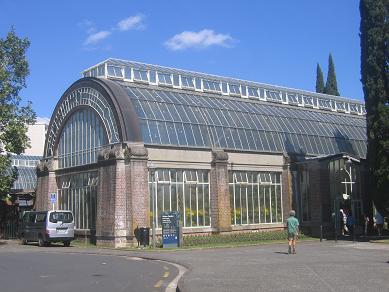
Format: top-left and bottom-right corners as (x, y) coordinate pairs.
(2, 240), (389, 292)
(164, 240), (389, 292)
(0, 244), (179, 292)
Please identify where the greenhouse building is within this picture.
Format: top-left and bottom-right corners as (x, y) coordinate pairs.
(35, 59), (368, 247)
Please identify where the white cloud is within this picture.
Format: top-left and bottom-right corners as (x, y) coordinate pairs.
(36, 117), (50, 125)
(84, 30), (111, 46)
(78, 20), (96, 34)
(164, 29), (235, 51)
(117, 14), (145, 31)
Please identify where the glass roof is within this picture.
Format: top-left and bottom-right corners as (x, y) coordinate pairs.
(83, 59), (366, 117)
(120, 83), (367, 158)
(12, 167), (37, 190)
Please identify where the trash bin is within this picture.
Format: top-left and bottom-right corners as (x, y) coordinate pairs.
(139, 227), (150, 247)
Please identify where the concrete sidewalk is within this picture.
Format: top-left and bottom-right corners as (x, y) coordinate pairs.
(2, 240), (389, 292)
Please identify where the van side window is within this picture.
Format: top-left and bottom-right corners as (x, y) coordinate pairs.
(28, 213), (36, 223)
(35, 213), (46, 223)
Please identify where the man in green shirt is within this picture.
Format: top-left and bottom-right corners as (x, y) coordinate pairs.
(287, 210), (299, 254)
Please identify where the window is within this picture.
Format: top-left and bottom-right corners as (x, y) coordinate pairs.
(303, 95), (314, 107)
(266, 91), (282, 103)
(49, 212), (73, 223)
(149, 169), (211, 228)
(336, 102), (346, 111)
(247, 87), (259, 98)
(229, 84), (241, 95)
(148, 70), (156, 83)
(300, 170), (310, 221)
(133, 69), (148, 82)
(221, 82), (228, 94)
(124, 67), (131, 79)
(181, 76), (195, 89)
(57, 172), (98, 230)
(318, 99), (332, 110)
(35, 213), (46, 223)
(288, 93), (299, 104)
(229, 171), (283, 225)
(349, 103), (359, 113)
(58, 108), (108, 169)
(241, 86), (247, 96)
(173, 75), (180, 86)
(195, 77), (202, 89)
(97, 65), (105, 76)
(158, 72), (173, 86)
(28, 213), (36, 223)
(203, 80), (221, 92)
(107, 65), (123, 78)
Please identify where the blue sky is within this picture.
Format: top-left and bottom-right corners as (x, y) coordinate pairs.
(1, 0), (362, 119)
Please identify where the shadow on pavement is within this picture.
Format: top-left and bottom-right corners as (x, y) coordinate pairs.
(274, 251), (289, 255)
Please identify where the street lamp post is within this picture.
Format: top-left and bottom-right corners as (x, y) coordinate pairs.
(147, 161), (156, 249)
(341, 159), (356, 243)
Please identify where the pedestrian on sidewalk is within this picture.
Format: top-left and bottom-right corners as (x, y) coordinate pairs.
(374, 211), (384, 237)
(287, 210), (299, 254)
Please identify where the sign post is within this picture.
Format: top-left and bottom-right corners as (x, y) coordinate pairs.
(161, 211), (180, 248)
(50, 192), (57, 210)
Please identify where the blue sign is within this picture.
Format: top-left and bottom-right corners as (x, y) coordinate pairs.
(50, 193), (57, 204)
(161, 211), (180, 248)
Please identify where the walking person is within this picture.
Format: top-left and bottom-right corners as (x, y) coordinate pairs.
(374, 211), (384, 237)
(363, 214), (370, 236)
(340, 209), (346, 235)
(346, 211), (354, 236)
(287, 210), (299, 254)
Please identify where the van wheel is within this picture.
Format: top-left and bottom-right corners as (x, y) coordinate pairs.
(20, 235), (27, 245)
(38, 236), (48, 247)
(63, 240), (71, 247)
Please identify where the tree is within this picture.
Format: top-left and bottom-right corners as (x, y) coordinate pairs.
(315, 63), (325, 93)
(324, 53), (340, 96)
(0, 29), (36, 200)
(360, 0), (389, 216)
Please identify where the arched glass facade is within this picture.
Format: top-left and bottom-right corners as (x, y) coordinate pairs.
(56, 107), (108, 232)
(58, 108), (108, 169)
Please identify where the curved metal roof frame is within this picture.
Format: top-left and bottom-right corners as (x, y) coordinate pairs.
(44, 78), (142, 158)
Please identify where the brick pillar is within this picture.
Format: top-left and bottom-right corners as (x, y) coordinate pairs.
(35, 158), (58, 211)
(282, 154), (293, 222)
(95, 144), (128, 248)
(125, 144), (149, 243)
(210, 149), (231, 232)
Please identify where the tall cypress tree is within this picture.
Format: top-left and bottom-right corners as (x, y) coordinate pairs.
(315, 63), (325, 93)
(325, 54), (340, 96)
(360, 0), (389, 216)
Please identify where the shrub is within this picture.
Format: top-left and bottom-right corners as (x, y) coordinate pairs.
(182, 230), (308, 247)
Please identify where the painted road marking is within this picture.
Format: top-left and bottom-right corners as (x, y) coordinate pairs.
(163, 271), (169, 278)
(154, 280), (163, 288)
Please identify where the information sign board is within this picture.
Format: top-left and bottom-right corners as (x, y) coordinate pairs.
(161, 211), (180, 248)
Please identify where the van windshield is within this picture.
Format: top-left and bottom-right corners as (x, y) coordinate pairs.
(49, 212), (73, 223)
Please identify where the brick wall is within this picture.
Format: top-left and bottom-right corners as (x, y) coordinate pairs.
(95, 144), (128, 247)
(127, 144), (149, 241)
(210, 149), (232, 232)
(35, 159), (58, 211)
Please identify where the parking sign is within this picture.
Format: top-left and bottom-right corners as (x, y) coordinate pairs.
(50, 193), (57, 204)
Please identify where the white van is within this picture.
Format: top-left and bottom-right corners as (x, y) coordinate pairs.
(20, 210), (74, 247)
